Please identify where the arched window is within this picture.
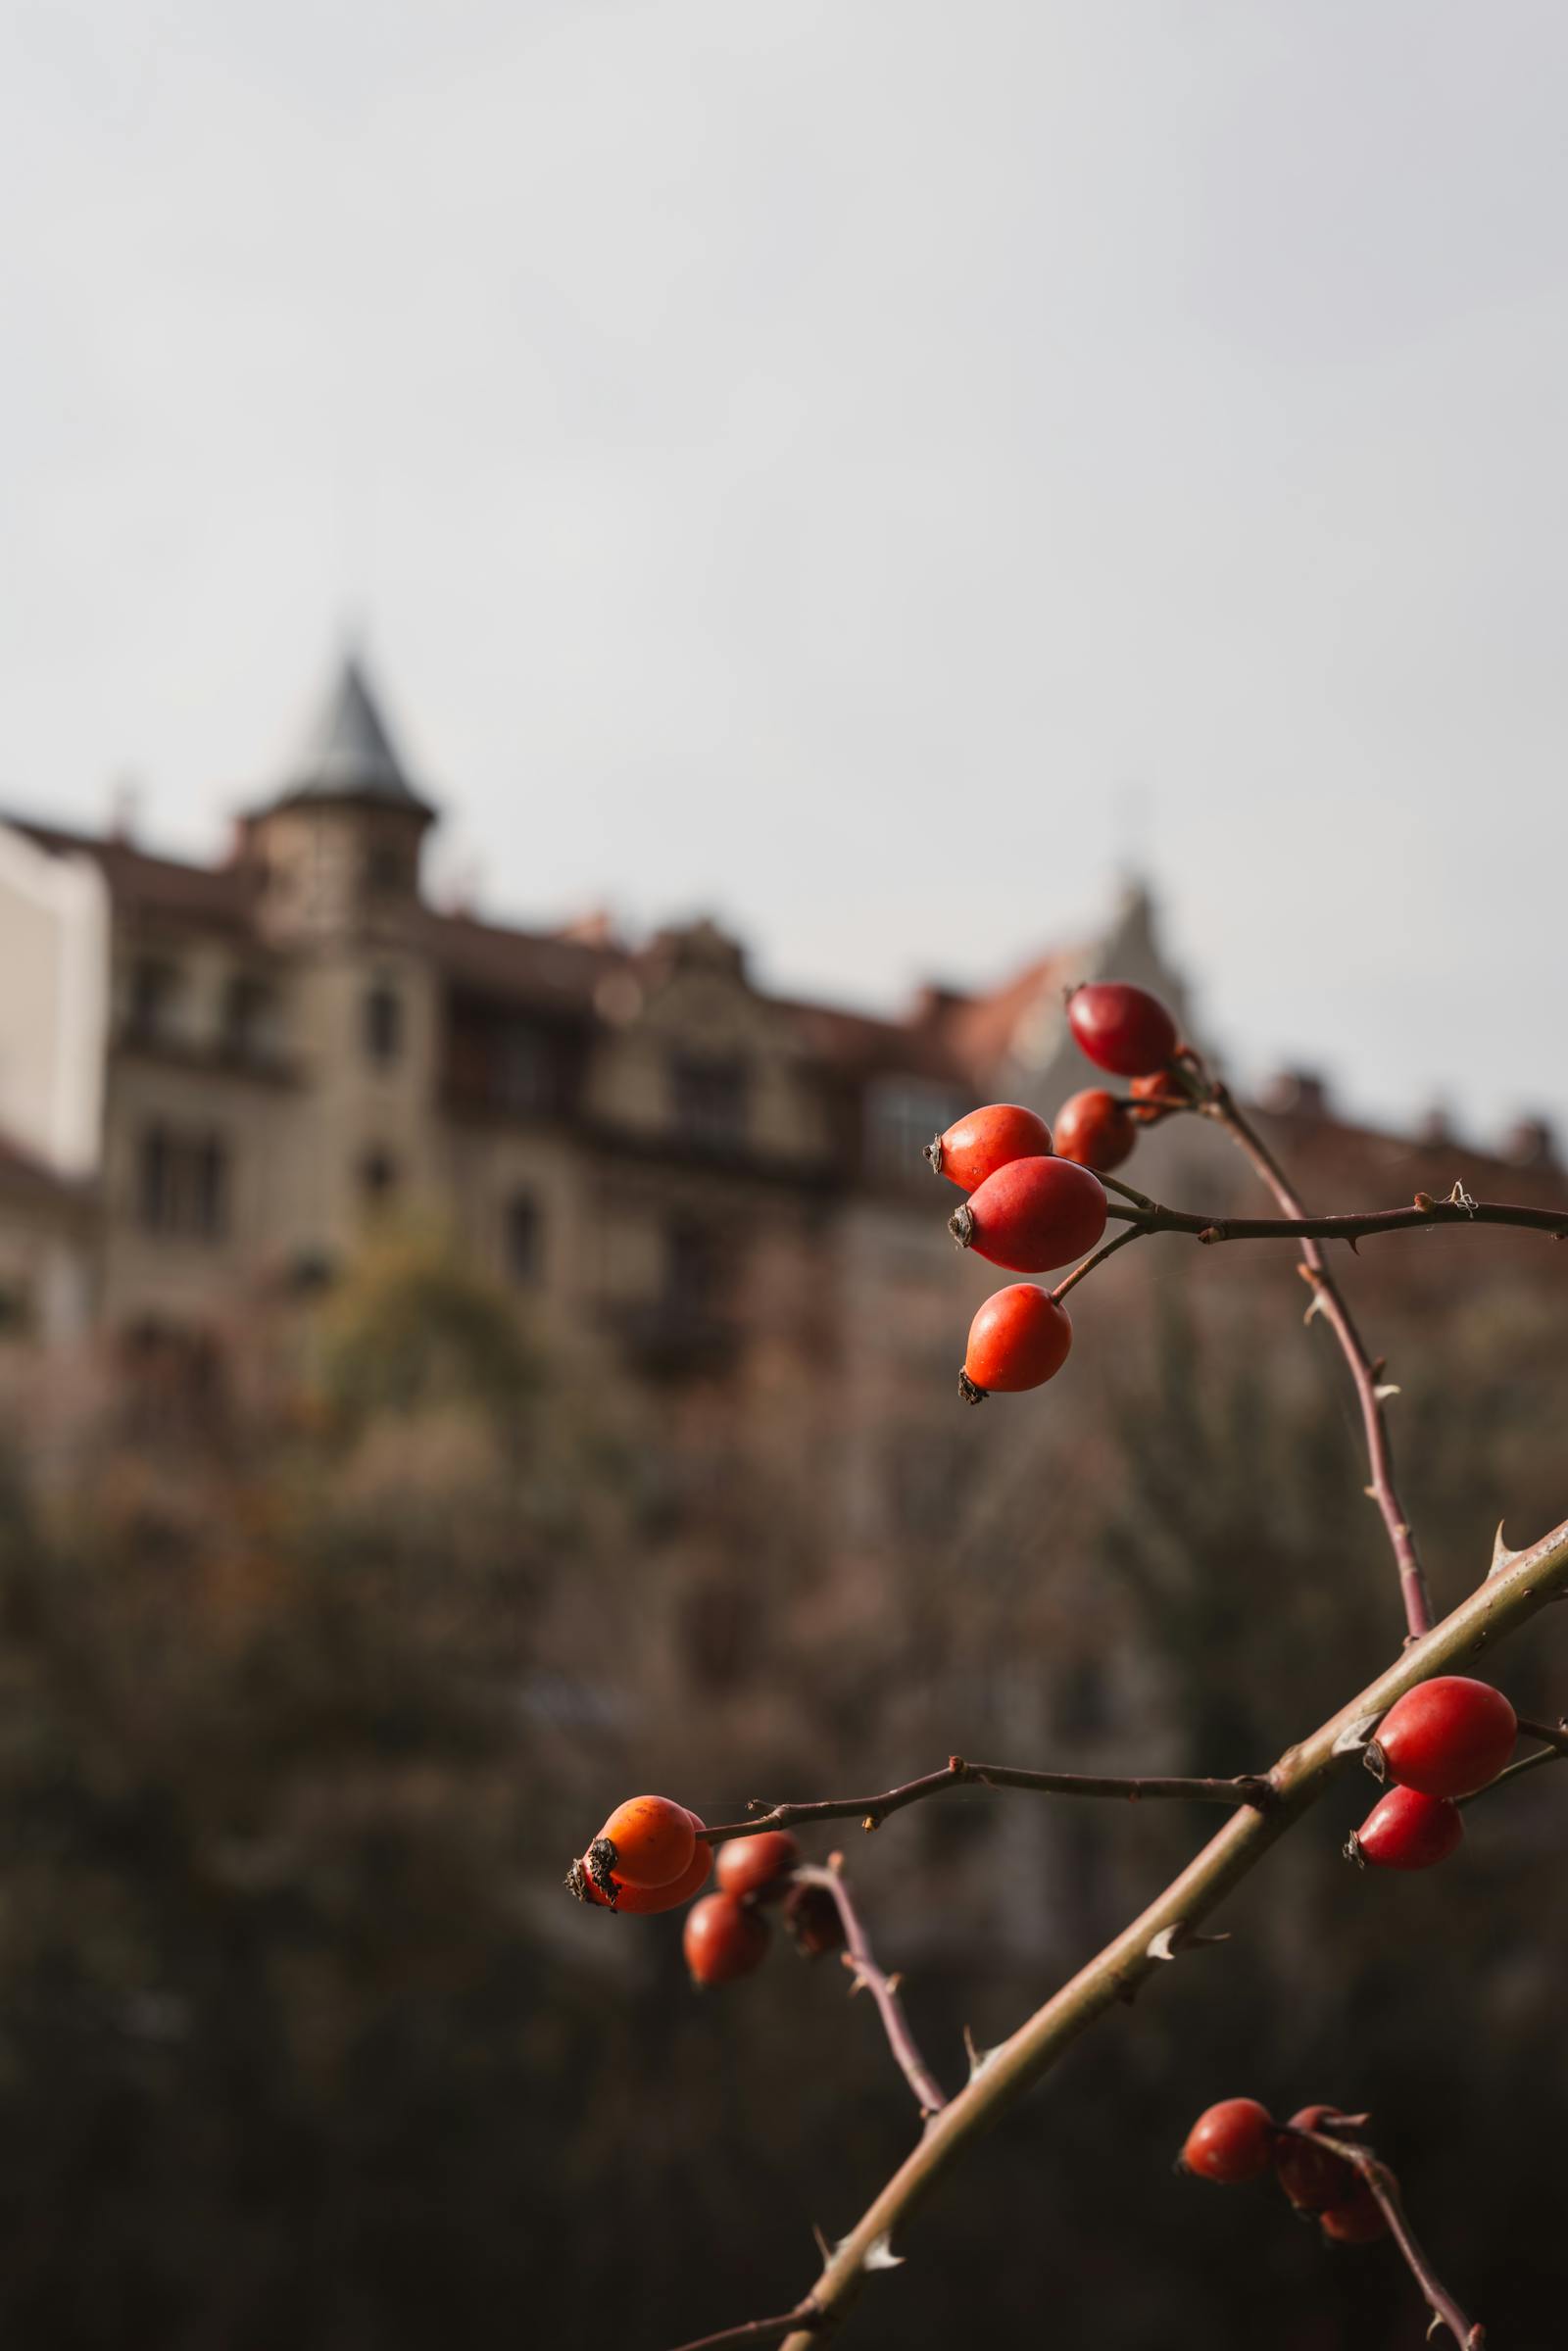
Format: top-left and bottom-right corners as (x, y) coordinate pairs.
(363, 982), (403, 1065)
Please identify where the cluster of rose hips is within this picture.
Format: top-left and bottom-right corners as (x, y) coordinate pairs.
(1346, 1674), (1517, 1870)
(564, 1797), (843, 1984)
(1180, 2098), (1390, 2246)
(928, 981), (1184, 1402)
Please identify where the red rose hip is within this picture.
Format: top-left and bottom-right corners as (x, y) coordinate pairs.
(950, 1156), (1107, 1273)
(1321, 2186), (1389, 2244)
(1274, 2107), (1361, 2212)
(926, 1102), (1053, 1189)
(571, 1837), (714, 1914)
(1067, 981), (1179, 1078)
(592, 1794), (697, 1888)
(1053, 1089), (1136, 1173)
(1369, 1676), (1517, 1798)
(1180, 2098), (1276, 2183)
(961, 1286), (1072, 1401)
(1347, 1785), (1463, 1872)
(683, 1892), (770, 1984)
(783, 1881), (845, 1957)
(714, 1831), (801, 1900)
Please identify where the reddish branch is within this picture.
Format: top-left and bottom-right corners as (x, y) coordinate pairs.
(699, 1756), (1274, 1843)
(790, 1861), (950, 2119)
(1102, 1193), (1568, 1245)
(666, 2308), (821, 2351)
(1289, 2124), (1483, 2348)
(1099, 1078), (1441, 1639)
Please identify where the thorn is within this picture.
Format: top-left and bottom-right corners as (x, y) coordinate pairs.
(1489, 1521), (1522, 1578)
(1345, 1233), (1360, 1252)
(1373, 1382), (1400, 1401)
(1334, 1711), (1383, 1755)
(1364, 1485), (1379, 1500)
(860, 2232), (905, 2273)
(962, 2025), (1004, 2082)
(811, 2223), (831, 2264)
(1370, 1355), (1388, 1379)
(884, 1972), (904, 1995)
(1147, 1921), (1232, 1962)
(1303, 1291), (1327, 1326)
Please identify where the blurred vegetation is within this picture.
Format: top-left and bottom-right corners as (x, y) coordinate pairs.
(0, 1240), (1565, 2349)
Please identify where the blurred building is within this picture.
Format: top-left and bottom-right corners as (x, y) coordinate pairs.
(0, 653), (1184, 1392)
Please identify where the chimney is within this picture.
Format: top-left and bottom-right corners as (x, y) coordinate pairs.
(1501, 1115), (1556, 1169)
(1258, 1068), (1329, 1120)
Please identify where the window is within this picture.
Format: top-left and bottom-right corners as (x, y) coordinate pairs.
(136, 1125), (228, 1241)
(505, 1192), (542, 1285)
(493, 1023), (555, 1114)
(360, 1149), (398, 1208)
(364, 983), (403, 1065)
(365, 840), (409, 894)
(128, 957), (182, 1045)
(670, 1054), (749, 1150)
(223, 974), (277, 1063)
(864, 1078), (972, 1183)
(665, 1215), (724, 1311)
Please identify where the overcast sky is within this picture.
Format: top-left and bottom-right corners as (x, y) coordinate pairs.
(4, 2), (1567, 1142)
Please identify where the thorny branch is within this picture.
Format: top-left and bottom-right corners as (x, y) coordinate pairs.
(1290, 2124), (1483, 2349)
(790, 1861), (950, 2120)
(693, 1513), (1568, 2351)
(698, 1757), (1274, 1843)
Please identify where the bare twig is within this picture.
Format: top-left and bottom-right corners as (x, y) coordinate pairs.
(1103, 1196), (1568, 1246)
(1201, 1081), (1435, 1640)
(792, 1861), (949, 2119)
(750, 1515), (1568, 2351)
(1461, 1714), (1568, 1808)
(1050, 1220), (1150, 1303)
(666, 2306), (821, 2351)
(1291, 2127), (1483, 2348)
(698, 1757), (1274, 1843)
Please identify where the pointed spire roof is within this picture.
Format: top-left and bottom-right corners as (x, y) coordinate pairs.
(272, 653), (436, 816)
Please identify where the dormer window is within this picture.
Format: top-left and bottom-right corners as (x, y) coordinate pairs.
(671, 1053), (749, 1151)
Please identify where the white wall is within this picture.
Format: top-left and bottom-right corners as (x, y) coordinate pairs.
(0, 824), (110, 1175)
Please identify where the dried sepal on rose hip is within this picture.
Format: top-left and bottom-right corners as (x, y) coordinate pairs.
(1346, 1785), (1463, 1872)
(714, 1831), (801, 1901)
(1365, 1676), (1517, 1798)
(1066, 980), (1179, 1079)
(959, 1285), (1072, 1404)
(571, 1838), (713, 1914)
(949, 1156), (1106, 1274)
(683, 1891), (770, 1985)
(1053, 1089), (1137, 1174)
(1179, 2098), (1277, 2183)
(925, 1102), (1053, 1189)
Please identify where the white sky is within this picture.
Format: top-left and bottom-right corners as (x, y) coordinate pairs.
(4, 1), (1568, 1142)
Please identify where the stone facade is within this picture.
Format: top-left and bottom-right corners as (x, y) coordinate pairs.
(0, 657), (1188, 1407)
